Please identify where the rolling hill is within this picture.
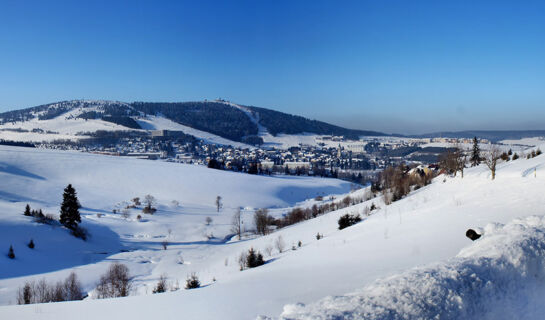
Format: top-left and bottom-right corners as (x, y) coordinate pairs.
(0, 100), (386, 146)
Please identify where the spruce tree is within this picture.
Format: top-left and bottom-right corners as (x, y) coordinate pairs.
(28, 239), (35, 249)
(8, 245), (15, 259)
(24, 204), (31, 216)
(470, 137), (481, 167)
(60, 184), (81, 230)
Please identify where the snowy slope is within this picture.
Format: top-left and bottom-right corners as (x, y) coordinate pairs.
(1, 145), (545, 319)
(0, 99), (371, 147)
(0, 145), (350, 306)
(135, 114), (253, 148)
(280, 215), (545, 319)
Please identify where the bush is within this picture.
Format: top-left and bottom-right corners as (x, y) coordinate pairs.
(96, 263), (131, 298)
(338, 213), (362, 230)
(316, 232), (323, 240)
(142, 207), (157, 214)
(512, 153), (519, 160)
(275, 236), (286, 253)
(537, 149), (543, 156)
(185, 273), (200, 289)
(36, 213), (57, 225)
(152, 274), (168, 294)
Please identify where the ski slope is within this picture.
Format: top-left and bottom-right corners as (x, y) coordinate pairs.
(1, 144), (545, 319)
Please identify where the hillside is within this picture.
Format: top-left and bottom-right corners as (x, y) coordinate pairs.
(1, 142), (545, 319)
(0, 100), (385, 145)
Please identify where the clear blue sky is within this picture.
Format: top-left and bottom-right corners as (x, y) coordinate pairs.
(0, 0), (544, 134)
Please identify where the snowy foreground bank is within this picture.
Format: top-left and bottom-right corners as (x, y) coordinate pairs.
(279, 216), (545, 320)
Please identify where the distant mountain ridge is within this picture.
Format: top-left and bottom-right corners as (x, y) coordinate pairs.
(0, 100), (387, 143)
(413, 130), (545, 142)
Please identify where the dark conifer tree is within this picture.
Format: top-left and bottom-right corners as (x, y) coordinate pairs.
(8, 245), (15, 259)
(60, 184), (81, 230)
(24, 204), (31, 216)
(28, 239), (35, 249)
(470, 137), (481, 167)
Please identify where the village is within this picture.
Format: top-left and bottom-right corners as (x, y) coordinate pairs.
(36, 130), (487, 184)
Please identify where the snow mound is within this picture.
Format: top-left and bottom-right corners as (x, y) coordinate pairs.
(279, 216), (545, 320)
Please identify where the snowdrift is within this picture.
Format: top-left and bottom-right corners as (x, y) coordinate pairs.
(280, 216), (545, 320)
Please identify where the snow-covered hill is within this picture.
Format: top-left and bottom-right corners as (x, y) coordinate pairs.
(0, 99), (381, 147)
(1, 143), (545, 319)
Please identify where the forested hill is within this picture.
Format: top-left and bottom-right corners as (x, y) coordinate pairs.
(0, 100), (386, 143)
(131, 102), (258, 142)
(246, 105), (386, 139)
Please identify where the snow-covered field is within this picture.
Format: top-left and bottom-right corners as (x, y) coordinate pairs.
(1, 142), (545, 319)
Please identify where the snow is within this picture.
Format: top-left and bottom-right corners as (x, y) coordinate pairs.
(1, 143), (545, 319)
(135, 114), (253, 148)
(279, 215), (545, 319)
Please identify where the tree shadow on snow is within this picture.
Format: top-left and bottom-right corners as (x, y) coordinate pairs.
(0, 219), (123, 279)
(0, 163), (46, 181)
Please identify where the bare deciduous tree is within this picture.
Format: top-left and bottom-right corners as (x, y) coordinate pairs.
(143, 195), (157, 214)
(215, 196), (223, 212)
(254, 208), (271, 235)
(484, 146), (501, 180)
(231, 208), (242, 240)
(275, 235), (286, 253)
(96, 263), (131, 298)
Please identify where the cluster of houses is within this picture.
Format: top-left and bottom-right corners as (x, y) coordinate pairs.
(38, 132), (463, 183)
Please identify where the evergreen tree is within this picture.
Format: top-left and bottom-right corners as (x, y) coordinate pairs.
(24, 204), (31, 216)
(245, 248), (265, 268)
(60, 184), (81, 230)
(8, 245), (15, 259)
(470, 137), (481, 167)
(28, 239), (35, 249)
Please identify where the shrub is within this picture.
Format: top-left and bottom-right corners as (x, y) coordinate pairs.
(137, 214), (142, 221)
(185, 273), (200, 289)
(338, 213), (362, 230)
(142, 206), (157, 214)
(316, 232), (323, 240)
(275, 236), (286, 253)
(132, 197), (141, 206)
(314, 195), (323, 201)
(245, 248), (265, 269)
(152, 274), (168, 294)
(205, 216), (213, 226)
(96, 263), (131, 298)
(238, 251), (248, 271)
(537, 149), (543, 156)
(512, 153), (519, 160)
